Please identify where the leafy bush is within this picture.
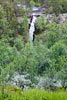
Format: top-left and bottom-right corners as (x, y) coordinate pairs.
(35, 15), (46, 34)
(35, 23), (67, 81)
(20, 17), (29, 42)
(48, 0), (67, 14)
(30, 0), (35, 7)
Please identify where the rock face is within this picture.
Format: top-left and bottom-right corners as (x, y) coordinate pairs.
(45, 13), (67, 24)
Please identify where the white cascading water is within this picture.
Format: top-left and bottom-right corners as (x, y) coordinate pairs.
(29, 16), (37, 43)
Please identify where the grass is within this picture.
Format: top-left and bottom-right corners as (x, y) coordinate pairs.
(0, 86), (67, 100)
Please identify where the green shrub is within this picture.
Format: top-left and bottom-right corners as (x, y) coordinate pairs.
(30, 0), (35, 7)
(35, 2), (40, 7)
(35, 15), (46, 34)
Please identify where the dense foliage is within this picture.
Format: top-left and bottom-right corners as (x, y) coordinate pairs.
(0, 0), (67, 99)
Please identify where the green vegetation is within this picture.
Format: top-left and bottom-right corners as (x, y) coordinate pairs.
(0, 87), (67, 100)
(35, 15), (46, 34)
(0, 0), (67, 99)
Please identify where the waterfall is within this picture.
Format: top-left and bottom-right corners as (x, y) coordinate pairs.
(29, 16), (37, 43)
